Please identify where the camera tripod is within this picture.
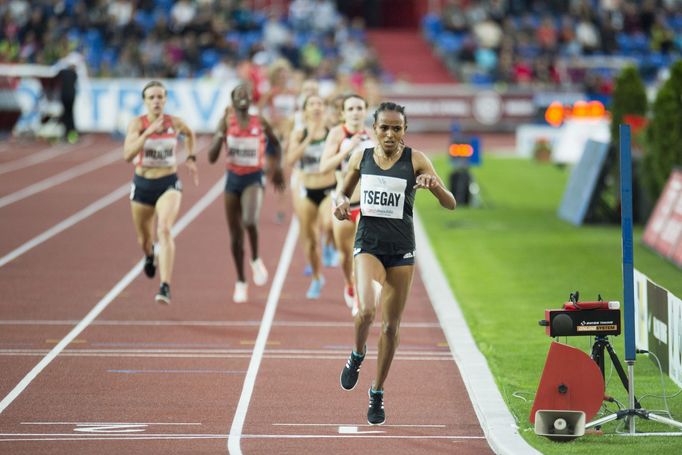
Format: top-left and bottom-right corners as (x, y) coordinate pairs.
(590, 335), (640, 410)
(586, 334), (682, 432)
(586, 125), (682, 434)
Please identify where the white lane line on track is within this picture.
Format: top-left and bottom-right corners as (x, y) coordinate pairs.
(22, 422), (201, 425)
(228, 218), (299, 455)
(0, 348), (451, 355)
(413, 213), (541, 455)
(0, 137), (94, 175)
(272, 423), (447, 428)
(0, 352), (454, 361)
(0, 320), (441, 328)
(0, 184), (129, 268)
(0, 147), (121, 208)
(0, 177), (224, 415)
(107, 369), (247, 374)
(0, 434), (486, 442)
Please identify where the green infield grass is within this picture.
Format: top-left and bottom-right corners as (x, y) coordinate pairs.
(418, 154), (682, 455)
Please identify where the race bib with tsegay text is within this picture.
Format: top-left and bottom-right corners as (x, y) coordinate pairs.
(360, 174), (407, 219)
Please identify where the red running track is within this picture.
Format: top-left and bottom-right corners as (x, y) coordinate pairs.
(0, 135), (493, 454)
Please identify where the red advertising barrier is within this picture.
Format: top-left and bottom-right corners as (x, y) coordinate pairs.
(643, 169), (682, 268)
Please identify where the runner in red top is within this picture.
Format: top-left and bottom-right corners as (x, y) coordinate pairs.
(122, 80), (198, 305)
(319, 94), (375, 315)
(208, 83), (285, 303)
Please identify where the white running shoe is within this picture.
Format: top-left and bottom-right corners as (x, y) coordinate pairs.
(233, 281), (248, 303)
(250, 258), (268, 286)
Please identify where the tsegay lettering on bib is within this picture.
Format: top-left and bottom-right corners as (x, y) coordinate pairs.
(227, 136), (260, 167)
(361, 174), (406, 219)
(300, 141), (325, 173)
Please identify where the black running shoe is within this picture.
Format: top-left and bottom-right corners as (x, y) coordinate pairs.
(155, 282), (170, 304)
(367, 388), (385, 425)
(340, 347), (365, 391)
(144, 247), (156, 278)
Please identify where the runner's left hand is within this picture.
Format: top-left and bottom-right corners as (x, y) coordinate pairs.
(186, 160), (199, 186)
(414, 173), (439, 189)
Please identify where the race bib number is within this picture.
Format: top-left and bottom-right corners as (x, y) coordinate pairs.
(361, 174), (406, 219)
(300, 141), (325, 173)
(227, 136), (260, 167)
(140, 137), (177, 167)
(273, 94), (297, 117)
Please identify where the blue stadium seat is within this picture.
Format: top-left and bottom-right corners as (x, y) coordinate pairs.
(435, 32), (463, 55)
(470, 72), (493, 86)
(422, 13), (443, 43)
(134, 11), (156, 31)
(200, 49), (221, 70)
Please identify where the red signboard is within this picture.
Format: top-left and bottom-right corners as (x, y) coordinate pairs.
(643, 169), (682, 268)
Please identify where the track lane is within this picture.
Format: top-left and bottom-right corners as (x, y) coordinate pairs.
(0, 135), (207, 256)
(0, 150), (293, 453)
(0, 134), (499, 453)
(237, 267), (492, 454)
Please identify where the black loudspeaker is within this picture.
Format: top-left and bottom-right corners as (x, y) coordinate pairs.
(534, 410), (585, 441)
(449, 169), (471, 205)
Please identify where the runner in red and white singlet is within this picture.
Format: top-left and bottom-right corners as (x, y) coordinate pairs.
(208, 83), (285, 304)
(123, 80), (198, 305)
(319, 94), (375, 314)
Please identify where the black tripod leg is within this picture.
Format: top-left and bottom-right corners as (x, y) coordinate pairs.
(605, 342), (641, 408)
(591, 341), (606, 378)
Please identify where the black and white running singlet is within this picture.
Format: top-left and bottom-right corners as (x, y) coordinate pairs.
(354, 147), (416, 256)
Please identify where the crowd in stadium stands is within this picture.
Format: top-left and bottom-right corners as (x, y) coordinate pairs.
(425, 0), (682, 91)
(0, 0), (382, 91)
(3, 0), (682, 96)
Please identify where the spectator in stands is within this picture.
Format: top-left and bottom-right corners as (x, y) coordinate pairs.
(170, 0), (197, 32)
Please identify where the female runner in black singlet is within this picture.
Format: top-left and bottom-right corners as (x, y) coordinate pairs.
(333, 102), (456, 425)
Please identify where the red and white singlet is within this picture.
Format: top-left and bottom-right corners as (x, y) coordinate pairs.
(134, 114), (178, 168)
(339, 126), (374, 173)
(225, 113), (266, 175)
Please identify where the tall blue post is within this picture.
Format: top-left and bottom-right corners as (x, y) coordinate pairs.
(620, 124), (636, 362)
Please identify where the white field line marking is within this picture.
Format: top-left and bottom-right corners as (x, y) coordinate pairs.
(0, 352), (452, 361)
(0, 147), (121, 208)
(338, 426), (384, 434)
(0, 436), (223, 441)
(22, 422), (201, 425)
(413, 212), (541, 455)
(0, 320), (441, 328)
(0, 184), (129, 268)
(0, 137), (94, 175)
(0, 348), (449, 355)
(228, 218), (299, 455)
(0, 434), (485, 441)
(0, 433), (219, 437)
(0, 178), (224, 415)
(243, 434), (486, 439)
(273, 423), (447, 428)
